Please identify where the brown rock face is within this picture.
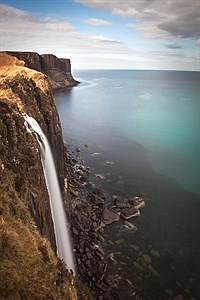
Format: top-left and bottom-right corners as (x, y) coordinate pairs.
(0, 53), (66, 250)
(0, 53), (94, 300)
(6, 51), (79, 90)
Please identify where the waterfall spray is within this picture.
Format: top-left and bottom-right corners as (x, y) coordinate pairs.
(24, 115), (76, 274)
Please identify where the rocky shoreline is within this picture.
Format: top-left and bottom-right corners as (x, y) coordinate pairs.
(63, 145), (147, 300)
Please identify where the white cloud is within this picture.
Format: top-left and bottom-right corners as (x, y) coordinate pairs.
(84, 18), (111, 26)
(75, 0), (199, 39)
(0, 3), (198, 70)
(127, 23), (174, 40)
(0, 4), (126, 56)
(46, 22), (75, 31)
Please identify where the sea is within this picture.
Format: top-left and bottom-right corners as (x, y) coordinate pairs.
(54, 70), (200, 299)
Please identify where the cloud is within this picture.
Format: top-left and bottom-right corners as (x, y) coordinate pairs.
(0, 3), (198, 70)
(165, 44), (183, 50)
(92, 35), (122, 44)
(84, 18), (111, 26)
(127, 23), (173, 40)
(0, 4), (126, 56)
(75, 0), (199, 40)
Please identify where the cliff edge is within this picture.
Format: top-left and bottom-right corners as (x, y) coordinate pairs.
(6, 51), (79, 90)
(0, 53), (92, 300)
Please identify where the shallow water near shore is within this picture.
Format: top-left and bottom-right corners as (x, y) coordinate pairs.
(54, 70), (200, 299)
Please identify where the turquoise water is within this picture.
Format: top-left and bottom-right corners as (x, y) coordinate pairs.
(55, 70), (200, 299)
(55, 70), (199, 194)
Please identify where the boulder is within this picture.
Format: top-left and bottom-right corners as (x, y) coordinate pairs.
(101, 207), (120, 225)
(121, 207), (140, 220)
(114, 197), (129, 208)
(129, 196), (145, 209)
(90, 194), (105, 205)
(93, 188), (107, 200)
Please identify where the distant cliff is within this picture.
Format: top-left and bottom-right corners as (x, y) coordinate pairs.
(0, 53), (92, 299)
(6, 51), (79, 90)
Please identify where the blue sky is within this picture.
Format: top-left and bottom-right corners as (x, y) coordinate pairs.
(0, 0), (199, 70)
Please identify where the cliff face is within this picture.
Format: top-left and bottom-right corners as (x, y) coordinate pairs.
(0, 53), (93, 299)
(0, 53), (65, 248)
(6, 51), (79, 90)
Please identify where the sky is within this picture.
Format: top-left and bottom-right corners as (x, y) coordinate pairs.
(0, 0), (199, 70)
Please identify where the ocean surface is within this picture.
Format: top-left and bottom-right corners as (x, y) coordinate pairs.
(54, 70), (200, 299)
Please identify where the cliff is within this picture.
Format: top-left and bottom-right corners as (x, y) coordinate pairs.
(0, 53), (92, 299)
(6, 51), (79, 90)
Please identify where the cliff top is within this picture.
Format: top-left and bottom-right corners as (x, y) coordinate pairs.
(0, 53), (49, 106)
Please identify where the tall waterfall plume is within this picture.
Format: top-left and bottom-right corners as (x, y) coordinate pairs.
(24, 115), (76, 274)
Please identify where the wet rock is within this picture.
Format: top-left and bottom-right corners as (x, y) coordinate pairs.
(125, 279), (132, 287)
(105, 160), (114, 165)
(69, 187), (78, 197)
(90, 194), (105, 205)
(142, 254), (152, 264)
(101, 207), (120, 225)
(124, 221), (137, 231)
(148, 265), (160, 277)
(134, 199), (145, 209)
(95, 174), (104, 179)
(121, 207), (140, 220)
(95, 222), (106, 232)
(114, 197), (129, 208)
(72, 227), (78, 236)
(93, 188), (107, 200)
(108, 253), (116, 263)
(150, 249), (160, 257)
(86, 251), (93, 259)
(80, 176), (87, 183)
(133, 262), (143, 272)
(130, 244), (140, 252)
(86, 181), (95, 188)
(115, 239), (125, 245)
(129, 196), (145, 208)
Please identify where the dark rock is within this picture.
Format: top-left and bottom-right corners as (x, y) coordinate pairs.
(90, 194), (105, 205)
(93, 188), (106, 200)
(134, 198), (145, 209)
(124, 221), (137, 231)
(125, 279), (132, 287)
(121, 207), (141, 220)
(101, 207), (120, 225)
(95, 222), (106, 232)
(129, 196), (145, 209)
(72, 227), (79, 236)
(80, 176), (87, 183)
(114, 197), (129, 208)
(86, 251), (93, 259)
(69, 187), (78, 197)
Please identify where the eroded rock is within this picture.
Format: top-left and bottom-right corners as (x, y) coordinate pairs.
(101, 207), (120, 225)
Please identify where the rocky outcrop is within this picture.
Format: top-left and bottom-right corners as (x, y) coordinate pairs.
(5, 51), (79, 90)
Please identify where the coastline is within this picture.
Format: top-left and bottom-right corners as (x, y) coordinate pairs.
(64, 144), (147, 300)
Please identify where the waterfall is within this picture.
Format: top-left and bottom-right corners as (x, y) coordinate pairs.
(24, 115), (76, 274)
